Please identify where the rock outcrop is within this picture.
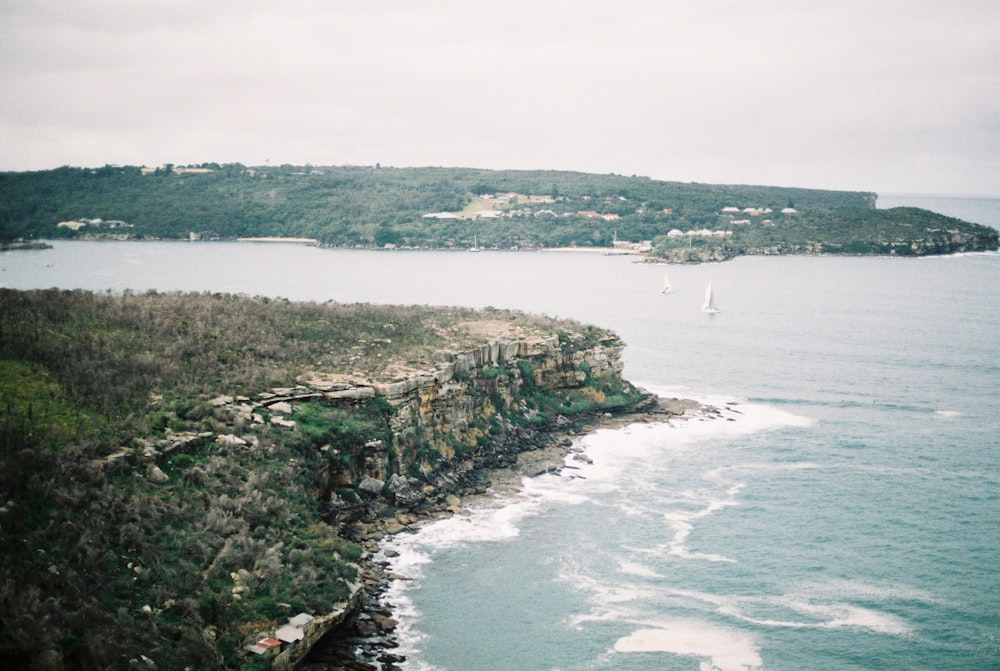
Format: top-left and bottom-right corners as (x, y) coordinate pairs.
(182, 327), (649, 669)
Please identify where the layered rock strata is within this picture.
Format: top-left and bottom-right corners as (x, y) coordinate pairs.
(147, 329), (654, 669)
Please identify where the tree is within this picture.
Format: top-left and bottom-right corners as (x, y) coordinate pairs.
(373, 223), (398, 247)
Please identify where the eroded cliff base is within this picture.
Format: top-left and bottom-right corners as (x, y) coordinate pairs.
(302, 396), (718, 671)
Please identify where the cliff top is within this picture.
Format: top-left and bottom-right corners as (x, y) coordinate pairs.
(0, 287), (616, 444)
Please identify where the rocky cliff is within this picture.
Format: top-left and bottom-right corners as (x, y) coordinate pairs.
(225, 328), (637, 518)
(176, 327), (650, 668)
(2, 290), (674, 671)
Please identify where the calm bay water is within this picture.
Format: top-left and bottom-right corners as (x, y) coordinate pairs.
(3, 195), (999, 670)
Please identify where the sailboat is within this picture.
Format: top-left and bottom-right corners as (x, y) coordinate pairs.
(661, 270), (674, 294)
(701, 281), (720, 313)
(469, 235), (481, 252)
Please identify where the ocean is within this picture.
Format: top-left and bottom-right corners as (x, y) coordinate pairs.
(2, 195), (998, 671)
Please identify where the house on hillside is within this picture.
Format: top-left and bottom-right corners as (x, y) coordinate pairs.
(247, 637), (282, 656)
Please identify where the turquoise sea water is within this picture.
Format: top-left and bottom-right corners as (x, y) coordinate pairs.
(377, 249), (1000, 671)
(3, 196), (998, 670)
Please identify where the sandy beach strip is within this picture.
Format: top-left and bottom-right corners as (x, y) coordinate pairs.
(542, 246), (641, 254)
(236, 236), (318, 243)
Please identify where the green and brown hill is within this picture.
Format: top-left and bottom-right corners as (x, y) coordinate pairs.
(1, 164), (994, 257)
(0, 288), (650, 670)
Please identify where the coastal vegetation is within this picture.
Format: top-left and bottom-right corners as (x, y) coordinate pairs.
(2, 164), (994, 256)
(0, 288), (646, 670)
(653, 205), (998, 262)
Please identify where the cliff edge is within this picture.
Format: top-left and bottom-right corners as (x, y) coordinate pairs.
(0, 289), (672, 671)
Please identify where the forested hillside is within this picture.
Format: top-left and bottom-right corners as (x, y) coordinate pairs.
(2, 164), (994, 257)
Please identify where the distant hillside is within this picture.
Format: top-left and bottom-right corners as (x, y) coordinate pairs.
(0, 164), (995, 257)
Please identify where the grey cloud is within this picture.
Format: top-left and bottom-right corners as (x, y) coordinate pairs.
(1, 0), (998, 194)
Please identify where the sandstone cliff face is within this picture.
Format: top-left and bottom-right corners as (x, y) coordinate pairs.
(296, 331), (628, 512)
(165, 327), (632, 518)
(129, 328), (642, 668)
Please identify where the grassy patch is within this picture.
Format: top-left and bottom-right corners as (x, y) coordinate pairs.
(0, 360), (92, 448)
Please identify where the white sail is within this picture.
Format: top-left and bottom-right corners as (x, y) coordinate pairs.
(661, 270), (674, 294)
(701, 281), (720, 313)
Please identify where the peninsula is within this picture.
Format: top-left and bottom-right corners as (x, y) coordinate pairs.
(0, 288), (696, 670)
(1, 165), (995, 259)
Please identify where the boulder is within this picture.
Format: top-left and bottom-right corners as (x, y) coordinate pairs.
(358, 477), (385, 498)
(216, 434), (247, 448)
(146, 465), (169, 484)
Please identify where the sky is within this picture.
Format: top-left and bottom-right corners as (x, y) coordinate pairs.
(2, 0), (998, 196)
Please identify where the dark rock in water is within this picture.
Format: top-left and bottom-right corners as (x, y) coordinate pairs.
(371, 613), (398, 632)
(344, 662), (378, 671)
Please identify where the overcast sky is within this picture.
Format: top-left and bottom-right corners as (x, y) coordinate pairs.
(2, 0), (998, 195)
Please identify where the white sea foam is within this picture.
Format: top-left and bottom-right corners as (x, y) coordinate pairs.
(805, 577), (941, 604)
(773, 598), (911, 636)
(556, 395), (813, 567)
(571, 392), (811, 481)
(613, 619), (763, 671)
(704, 461), (824, 481)
(383, 391), (816, 666)
(377, 545), (432, 669)
(933, 409), (962, 418)
(617, 558), (664, 579)
(820, 604), (911, 635)
(664, 515), (735, 563)
(397, 494), (543, 551)
(380, 540), (431, 579)
(377, 495), (550, 667)
(693, 589), (913, 637)
(559, 562), (650, 610)
(519, 473), (593, 505)
(653, 584), (914, 637)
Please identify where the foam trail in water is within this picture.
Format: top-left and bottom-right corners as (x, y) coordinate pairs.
(934, 409), (962, 418)
(617, 558), (664, 579)
(383, 391), (814, 667)
(613, 619), (763, 671)
(722, 597), (911, 636)
(663, 585), (913, 636)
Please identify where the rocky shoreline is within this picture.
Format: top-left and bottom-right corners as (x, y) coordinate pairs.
(299, 395), (717, 671)
(0, 240), (52, 251)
